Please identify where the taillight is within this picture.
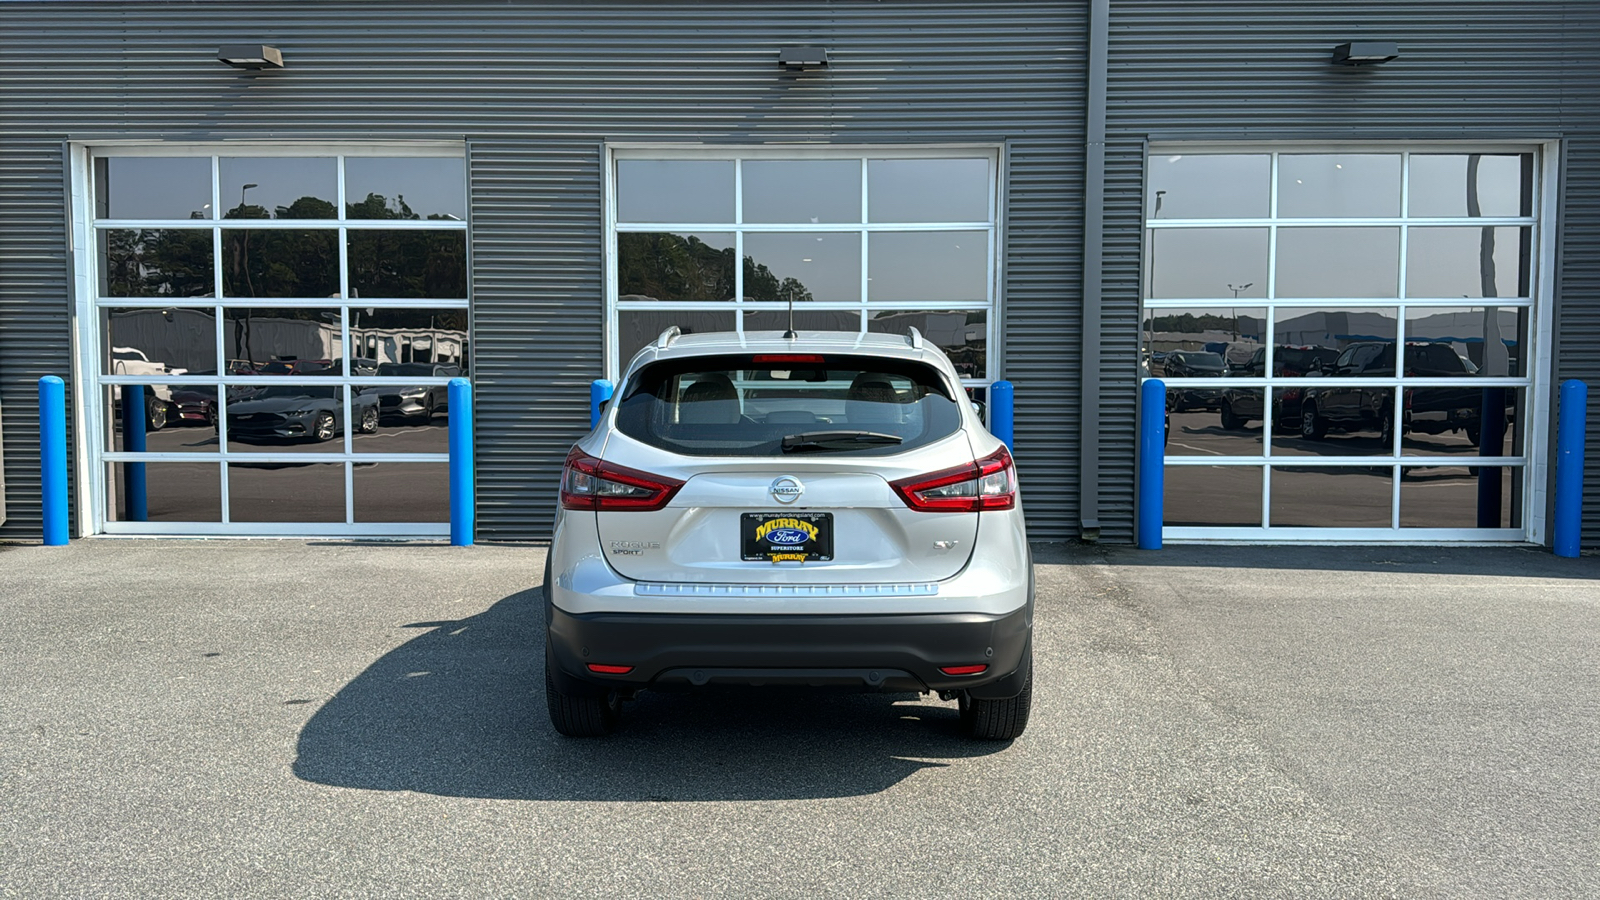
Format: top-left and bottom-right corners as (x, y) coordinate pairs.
(560, 448), (684, 511)
(890, 446), (1017, 512)
(939, 664), (989, 676)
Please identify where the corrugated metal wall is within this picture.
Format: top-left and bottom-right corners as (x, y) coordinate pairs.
(1103, 0), (1600, 546)
(0, 0), (1084, 542)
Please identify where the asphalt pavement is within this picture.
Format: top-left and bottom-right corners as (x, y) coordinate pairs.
(2, 539), (1597, 898)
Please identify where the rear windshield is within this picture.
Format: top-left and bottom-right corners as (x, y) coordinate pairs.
(1184, 352), (1225, 367)
(614, 354), (962, 456)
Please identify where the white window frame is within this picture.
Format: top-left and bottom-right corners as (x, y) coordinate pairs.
(69, 142), (469, 537)
(1142, 141), (1559, 545)
(604, 144), (1003, 389)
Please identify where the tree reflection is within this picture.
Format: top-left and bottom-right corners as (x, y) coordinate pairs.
(618, 232), (812, 302)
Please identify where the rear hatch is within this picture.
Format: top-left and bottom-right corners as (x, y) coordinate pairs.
(569, 351), (1002, 585)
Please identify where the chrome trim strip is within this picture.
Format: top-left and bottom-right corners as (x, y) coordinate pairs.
(635, 582), (939, 598)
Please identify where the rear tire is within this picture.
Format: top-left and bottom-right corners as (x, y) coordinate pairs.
(546, 666), (620, 737)
(1220, 399), (1245, 430)
(959, 649), (1032, 741)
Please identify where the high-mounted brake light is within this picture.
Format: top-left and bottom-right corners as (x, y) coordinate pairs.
(890, 445), (1017, 512)
(751, 354), (825, 364)
(939, 664), (989, 676)
(560, 448), (685, 512)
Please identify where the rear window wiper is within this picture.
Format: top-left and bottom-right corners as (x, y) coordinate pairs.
(781, 430), (904, 453)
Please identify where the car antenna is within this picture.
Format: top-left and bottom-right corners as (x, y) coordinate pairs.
(782, 290), (797, 340)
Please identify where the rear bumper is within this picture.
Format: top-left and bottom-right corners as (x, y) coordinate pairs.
(547, 605), (1031, 698)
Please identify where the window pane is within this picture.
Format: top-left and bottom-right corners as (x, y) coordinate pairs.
(228, 462), (346, 522)
(99, 229), (215, 298)
(103, 307), (217, 375)
(220, 158), (337, 219)
(1399, 465), (1518, 528)
(347, 230), (467, 300)
(1276, 227), (1399, 298)
(741, 309), (861, 334)
(354, 374), (458, 448)
(105, 384), (218, 452)
(221, 230), (339, 299)
(1165, 465), (1262, 526)
(616, 310), (736, 365)
(222, 308), (343, 374)
(1270, 466), (1393, 527)
(867, 159), (989, 223)
(1401, 388), (1522, 459)
(1213, 387), (1267, 438)
(617, 160), (735, 224)
(1168, 395), (1263, 457)
(1408, 154), (1532, 218)
(350, 308), (469, 368)
(869, 310), (987, 379)
(95, 158), (213, 220)
(354, 463), (449, 522)
(345, 158), (467, 221)
(1276, 386), (1397, 457)
(106, 462), (222, 523)
(1274, 306), (1397, 348)
(1277, 154), (1401, 218)
(1403, 307), (1525, 377)
(1147, 228), (1268, 300)
(1142, 307), (1265, 370)
(868, 232), (987, 302)
(742, 232), (860, 302)
(618, 232), (735, 302)
(225, 383), (348, 452)
(1405, 227), (1530, 299)
(1147, 154), (1270, 219)
(742, 160), (860, 224)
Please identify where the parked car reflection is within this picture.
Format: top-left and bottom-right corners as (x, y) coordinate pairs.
(369, 363), (460, 423)
(1162, 350), (1226, 412)
(1218, 345), (1340, 432)
(226, 384), (378, 443)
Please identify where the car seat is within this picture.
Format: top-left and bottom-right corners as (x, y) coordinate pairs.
(678, 373), (741, 425)
(845, 372), (902, 427)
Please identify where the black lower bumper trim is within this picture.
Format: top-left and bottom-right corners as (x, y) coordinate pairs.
(547, 606), (1032, 697)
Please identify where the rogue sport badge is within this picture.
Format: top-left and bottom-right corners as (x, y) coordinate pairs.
(769, 476), (805, 504)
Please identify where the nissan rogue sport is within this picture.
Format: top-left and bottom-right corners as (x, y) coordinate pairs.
(545, 328), (1033, 740)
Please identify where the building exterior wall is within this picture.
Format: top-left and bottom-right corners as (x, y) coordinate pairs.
(0, 0), (1085, 542)
(1, 1), (1596, 545)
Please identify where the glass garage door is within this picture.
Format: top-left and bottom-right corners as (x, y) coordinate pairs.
(1143, 147), (1548, 541)
(607, 148), (998, 404)
(85, 148), (469, 535)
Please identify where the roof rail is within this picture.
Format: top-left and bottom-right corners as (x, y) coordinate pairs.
(905, 326), (923, 350)
(656, 326), (682, 349)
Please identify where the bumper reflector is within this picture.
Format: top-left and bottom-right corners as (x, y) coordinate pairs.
(939, 664), (989, 676)
(586, 664), (634, 675)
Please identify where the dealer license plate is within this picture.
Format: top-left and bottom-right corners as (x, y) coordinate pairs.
(741, 512), (834, 562)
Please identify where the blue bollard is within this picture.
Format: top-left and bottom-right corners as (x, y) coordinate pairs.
(990, 380), (1014, 449)
(38, 376), (68, 545)
(591, 379), (614, 429)
(448, 378), (474, 547)
(124, 388), (148, 522)
(1137, 379), (1166, 550)
(1554, 380), (1588, 558)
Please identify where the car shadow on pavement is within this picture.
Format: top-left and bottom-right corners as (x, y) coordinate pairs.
(292, 588), (1009, 801)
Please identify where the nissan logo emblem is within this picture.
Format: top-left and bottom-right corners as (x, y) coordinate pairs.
(769, 476), (804, 503)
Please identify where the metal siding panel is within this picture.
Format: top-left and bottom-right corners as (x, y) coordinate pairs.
(1104, 0), (1600, 545)
(0, 141), (74, 539)
(0, 1), (1085, 541)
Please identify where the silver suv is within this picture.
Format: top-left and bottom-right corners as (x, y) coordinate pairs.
(545, 328), (1033, 739)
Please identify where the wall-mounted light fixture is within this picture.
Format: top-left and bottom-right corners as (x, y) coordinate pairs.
(1331, 41), (1399, 66)
(218, 45), (285, 69)
(778, 46), (829, 72)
